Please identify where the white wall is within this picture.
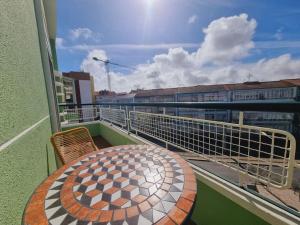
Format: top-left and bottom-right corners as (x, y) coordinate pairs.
(79, 80), (92, 104)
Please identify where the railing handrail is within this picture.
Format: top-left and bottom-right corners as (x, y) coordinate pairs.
(58, 101), (300, 113)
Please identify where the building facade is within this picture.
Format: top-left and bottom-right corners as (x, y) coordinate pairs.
(95, 93), (136, 104)
(96, 79), (300, 133)
(63, 71), (95, 105)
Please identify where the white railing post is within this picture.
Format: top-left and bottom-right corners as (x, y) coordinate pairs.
(126, 106), (130, 134)
(239, 111), (244, 125)
(109, 105), (113, 126)
(98, 106), (102, 121)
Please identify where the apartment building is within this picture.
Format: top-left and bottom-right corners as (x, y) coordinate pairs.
(96, 79), (300, 132)
(175, 79), (300, 131)
(134, 88), (178, 114)
(95, 92), (135, 104)
(63, 71), (95, 105)
(54, 71), (66, 104)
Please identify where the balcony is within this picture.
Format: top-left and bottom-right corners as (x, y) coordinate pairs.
(57, 102), (300, 225)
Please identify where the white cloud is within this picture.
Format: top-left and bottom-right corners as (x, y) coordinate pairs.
(56, 37), (64, 49)
(197, 13), (257, 65)
(251, 54), (300, 80)
(153, 48), (196, 69)
(188, 15), (198, 24)
(70, 28), (93, 40)
(69, 28), (102, 42)
(80, 14), (300, 92)
(80, 49), (109, 89)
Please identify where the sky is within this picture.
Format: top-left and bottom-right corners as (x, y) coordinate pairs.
(56, 0), (300, 92)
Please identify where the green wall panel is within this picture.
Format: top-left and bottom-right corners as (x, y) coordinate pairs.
(0, 119), (57, 225)
(62, 122), (141, 146)
(62, 123), (102, 137)
(98, 123), (141, 146)
(0, 0), (57, 224)
(0, 0), (49, 145)
(189, 180), (270, 225)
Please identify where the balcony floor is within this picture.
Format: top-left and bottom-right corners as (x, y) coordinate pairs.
(93, 135), (112, 149)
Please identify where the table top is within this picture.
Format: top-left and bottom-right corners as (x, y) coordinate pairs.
(23, 145), (197, 225)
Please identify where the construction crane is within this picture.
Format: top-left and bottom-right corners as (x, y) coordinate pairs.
(93, 57), (136, 92)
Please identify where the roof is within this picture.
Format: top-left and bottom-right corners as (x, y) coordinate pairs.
(225, 79), (299, 91)
(178, 84), (229, 94)
(135, 87), (179, 97)
(63, 71), (91, 81)
(283, 78), (300, 86)
(116, 93), (136, 99)
(97, 93), (136, 100)
(134, 78), (300, 97)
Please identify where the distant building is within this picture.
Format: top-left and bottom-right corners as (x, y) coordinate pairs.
(134, 88), (177, 115)
(96, 78), (300, 133)
(63, 71), (95, 105)
(96, 92), (135, 104)
(54, 71), (65, 104)
(62, 76), (75, 104)
(175, 79), (300, 132)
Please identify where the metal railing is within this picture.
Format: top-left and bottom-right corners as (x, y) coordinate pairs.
(130, 111), (296, 189)
(59, 102), (298, 189)
(62, 107), (99, 124)
(100, 107), (127, 127)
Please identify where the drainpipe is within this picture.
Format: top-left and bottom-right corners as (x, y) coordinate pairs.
(33, 0), (59, 133)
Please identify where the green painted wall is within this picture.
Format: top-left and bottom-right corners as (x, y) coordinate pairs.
(98, 123), (142, 146)
(62, 123), (102, 137)
(189, 180), (270, 225)
(0, 0), (57, 224)
(0, 0), (51, 145)
(0, 119), (57, 225)
(62, 122), (142, 146)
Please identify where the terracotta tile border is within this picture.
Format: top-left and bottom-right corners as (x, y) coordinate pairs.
(168, 206), (187, 225)
(176, 197), (194, 213)
(155, 216), (177, 225)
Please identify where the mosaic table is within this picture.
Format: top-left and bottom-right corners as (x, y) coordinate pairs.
(23, 145), (197, 225)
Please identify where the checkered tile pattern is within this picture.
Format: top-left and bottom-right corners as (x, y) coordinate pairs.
(24, 145), (196, 225)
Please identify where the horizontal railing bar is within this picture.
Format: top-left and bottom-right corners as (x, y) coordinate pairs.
(58, 101), (300, 113)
